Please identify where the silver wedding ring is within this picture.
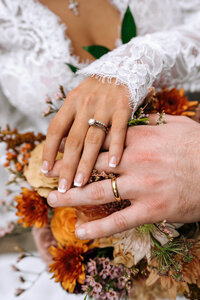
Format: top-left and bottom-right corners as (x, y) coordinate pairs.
(88, 118), (108, 133)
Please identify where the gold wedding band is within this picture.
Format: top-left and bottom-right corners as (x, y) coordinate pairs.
(111, 176), (122, 202)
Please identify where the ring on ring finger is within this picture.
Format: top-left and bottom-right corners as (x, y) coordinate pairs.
(88, 118), (108, 133)
(111, 176), (122, 202)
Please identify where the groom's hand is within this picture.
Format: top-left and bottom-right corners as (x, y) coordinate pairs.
(47, 115), (200, 239)
(42, 77), (131, 193)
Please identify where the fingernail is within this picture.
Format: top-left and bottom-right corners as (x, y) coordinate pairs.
(58, 178), (67, 193)
(75, 227), (86, 239)
(48, 192), (57, 205)
(41, 160), (49, 174)
(74, 173), (84, 187)
(109, 156), (117, 168)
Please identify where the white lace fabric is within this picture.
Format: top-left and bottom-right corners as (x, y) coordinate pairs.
(77, 0), (200, 115)
(0, 0), (200, 124)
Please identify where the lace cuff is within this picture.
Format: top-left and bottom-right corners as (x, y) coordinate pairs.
(76, 13), (200, 116)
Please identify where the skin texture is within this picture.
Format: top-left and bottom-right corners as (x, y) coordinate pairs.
(47, 115), (200, 240)
(42, 77), (132, 192)
(40, 0), (130, 193)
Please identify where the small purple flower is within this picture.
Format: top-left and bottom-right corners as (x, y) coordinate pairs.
(85, 275), (96, 287)
(81, 285), (88, 292)
(93, 282), (102, 293)
(99, 268), (110, 279)
(117, 276), (126, 290)
(88, 259), (97, 275)
(106, 289), (119, 300)
(102, 257), (111, 270)
(110, 266), (119, 280)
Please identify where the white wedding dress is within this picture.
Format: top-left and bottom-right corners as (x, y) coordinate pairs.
(0, 0), (200, 299)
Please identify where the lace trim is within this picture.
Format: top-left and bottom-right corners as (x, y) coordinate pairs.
(77, 21), (200, 116)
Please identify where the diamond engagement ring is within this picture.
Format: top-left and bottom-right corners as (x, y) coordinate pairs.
(88, 118), (108, 133)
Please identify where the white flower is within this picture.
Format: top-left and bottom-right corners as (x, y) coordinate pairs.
(113, 223), (182, 265)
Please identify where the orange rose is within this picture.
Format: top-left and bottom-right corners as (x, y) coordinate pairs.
(50, 207), (89, 246)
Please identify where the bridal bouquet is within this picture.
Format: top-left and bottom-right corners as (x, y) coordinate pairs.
(1, 86), (200, 300)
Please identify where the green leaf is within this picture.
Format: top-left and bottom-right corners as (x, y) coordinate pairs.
(121, 6), (137, 44)
(128, 117), (149, 126)
(66, 63), (79, 73)
(82, 45), (110, 59)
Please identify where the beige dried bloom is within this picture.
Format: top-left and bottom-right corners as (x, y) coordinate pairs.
(24, 141), (62, 197)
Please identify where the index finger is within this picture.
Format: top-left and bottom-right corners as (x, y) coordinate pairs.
(41, 99), (75, 173)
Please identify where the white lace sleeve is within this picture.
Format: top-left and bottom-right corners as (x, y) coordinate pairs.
(77, 1), (200, 116)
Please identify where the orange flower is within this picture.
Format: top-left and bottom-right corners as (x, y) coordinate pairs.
(155, 88), (198, 116)
(16, 162), (23, 172)
(6, 152), (17, 160)
(16, 187), (48, 228)
(49, 244), (87, 293)
(51, 207), (89, 246)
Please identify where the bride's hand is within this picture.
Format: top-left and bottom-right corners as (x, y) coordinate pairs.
(42, 77), (131, 193)
(47, 115), (200, 239)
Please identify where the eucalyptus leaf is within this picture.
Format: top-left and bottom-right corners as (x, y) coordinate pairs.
(83, 45), (110, 59)
(66, 63), (79, 73)
(121, 6), (137, 44)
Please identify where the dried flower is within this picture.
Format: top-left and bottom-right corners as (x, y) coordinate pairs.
(49, 244), (88, 293)
(154, 88), (198, 116)
(105, 223), (181, 267)
(16, 187), (48, 228)
(146, 240), (200, 300)
(15, 288), (25, 297)
(24, 142), (62, 197)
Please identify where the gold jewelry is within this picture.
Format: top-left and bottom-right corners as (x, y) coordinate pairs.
(111, 176), (121, 202)
(88, 118), (108, 134)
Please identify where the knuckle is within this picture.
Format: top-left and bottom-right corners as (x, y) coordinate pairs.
(112, 212), (128, 231)
(151, 197), (167, 213)
(134, 150), (159, 163)
(67, 89), (78, 101)
(91, 182), (105, 201)
(82, 94), (95, 107)
(47, 117), (59, 136)
(66, 135), (82, 150)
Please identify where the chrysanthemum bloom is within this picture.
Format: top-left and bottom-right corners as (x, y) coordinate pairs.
(51, 207), (90, 246)
(49, 244), (88, 293)
(16, 187), (48, 228)
(155, 88), (198, 116)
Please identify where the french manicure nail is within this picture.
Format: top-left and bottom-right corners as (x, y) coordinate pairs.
(58, 178), (67, 193)
(74, 173), (84, 187)
(109, 156), (117, 168)
(75, 228), (86, 239)
(41, 160), (49, 174)
(48, 192), (57, 205)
